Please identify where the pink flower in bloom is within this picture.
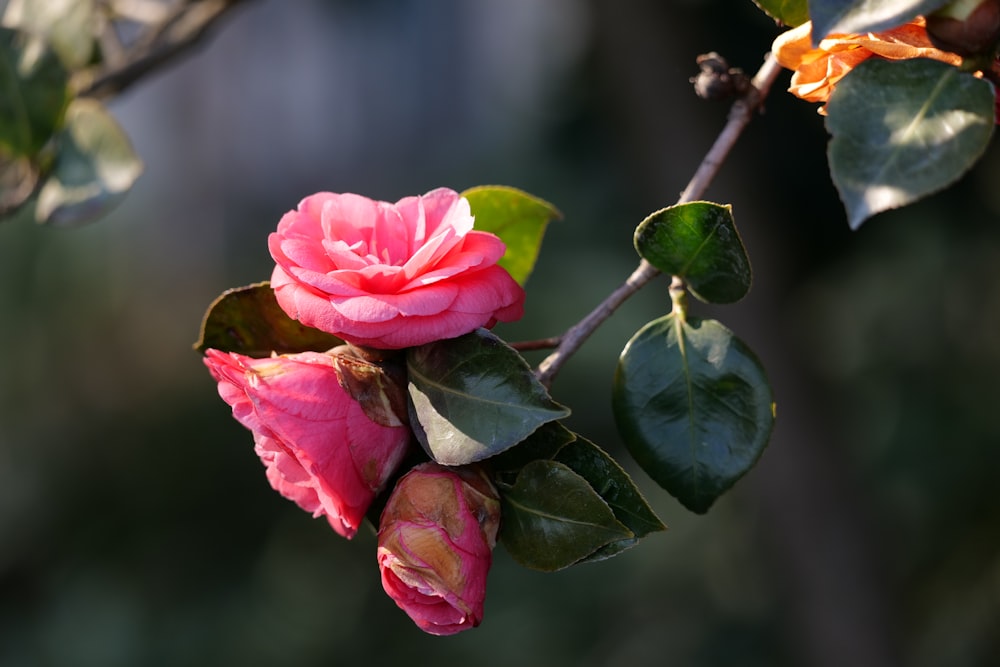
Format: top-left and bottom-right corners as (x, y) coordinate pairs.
(204, 349), (412, 539)
(268, 188), (525, 349)
(377, 462), (501, 636)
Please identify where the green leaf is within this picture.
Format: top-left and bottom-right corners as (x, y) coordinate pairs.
(553, 435), (666, 562)
(3, 0), (97, 69)
(752, 0), (810, 26)
(0, 26), (70, 157)
(809, 0), (950, 43)
(406, 328), (570, 466)
(499, 459), (633, 572)
(489, 421), (665, 562)
(633, 201), (751, 304)
(35, 98), (143, 227)
(826, 59), (994, 229)
(488, 420), (577, 474)
(194, 282), (344, 356)
(461, 185), (561, 285)
(612, 314), (775, 514)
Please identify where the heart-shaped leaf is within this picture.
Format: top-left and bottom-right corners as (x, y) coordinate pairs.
(35, 98), (143, 227)
(406, 328), (569, 465)
(499, 459), (632, 572)
(826, 58), (994, 229)
(634, 201), (751, 304)
(194, 282), (344, 356)
(461, 185), (561, 285)
(613, 314), (775, 514)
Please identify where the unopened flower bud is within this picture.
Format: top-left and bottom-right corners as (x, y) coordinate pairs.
(377, 462), (501, 635)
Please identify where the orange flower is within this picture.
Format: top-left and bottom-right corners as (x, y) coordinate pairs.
(772, 18), (963, 108)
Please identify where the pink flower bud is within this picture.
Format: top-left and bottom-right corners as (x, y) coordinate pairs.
(377, 463), (501, 635)
(204, 349), (412, 538)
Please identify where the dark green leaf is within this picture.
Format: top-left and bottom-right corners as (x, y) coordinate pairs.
(553, 435), (666, 562)
(633, 201), (751, 304)
(406, 329), (570, 465)
(3, 0), (97, 69)
(826, 59), (994, 229)
(461, 185), (561, 285)
(499, 459), (632, 572)
(488, 421), (665, 561)
(752, 0), (810, 26)
(612, 314), (775, 514)
(194, 282), (344, 356)
(809, 0), (949, 43)
(0, 26), (70, 157)
(34, 98), (143, 227)
(488, 420), (577, 475)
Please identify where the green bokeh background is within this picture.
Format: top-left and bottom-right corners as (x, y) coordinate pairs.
(1, 1), (998, 666)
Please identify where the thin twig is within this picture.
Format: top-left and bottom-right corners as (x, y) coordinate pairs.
(510, 337), (563, 352)
(535, 51), (782, 388)
(76, 0), (252, 99)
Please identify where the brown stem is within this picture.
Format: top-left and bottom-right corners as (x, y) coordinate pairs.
(76, 0), (253, 99)
(535, 51), (782, 388)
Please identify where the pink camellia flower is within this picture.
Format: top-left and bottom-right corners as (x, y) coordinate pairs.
(268, 187), (525, 350)
(204, 349), (412, 539)
(377, 462), (501, 636)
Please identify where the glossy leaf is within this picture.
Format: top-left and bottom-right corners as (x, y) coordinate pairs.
(633, 201), (751, 304)
(809, 0), (949, 43)
(3, 0), (96, 69)
(826, 59), (994, 229)
(613, 314), (775, 514)
(0, 26), (70, 157)
(499, 459), (632, 572)
(490, 421), (665, 562)
(461, 185), (561, 285)
(406, 328), (570, 466)
(194, 282), (344, 356)
(554, 435), (666, 562)
(35, 99), (143, 227)
(752, 0), (810, 26)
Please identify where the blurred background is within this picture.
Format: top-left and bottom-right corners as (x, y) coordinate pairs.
(1, 1), (999, 665)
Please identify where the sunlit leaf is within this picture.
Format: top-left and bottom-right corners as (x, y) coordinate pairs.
(461, 185), (561, 285)
(499, 459), (632, 572)
(612, 314), (775, 514)
(0, 26), (70, 157)
(826, 58), (994, 229)
(406, 328), (569, 465)
(194, 282), (344, 357)
(35, 98), (143, 227)
(809, 0), (949, 43)
(633, 201), (751, 304)
(752, 0), (810, 26)
(2, 0), (96, 69)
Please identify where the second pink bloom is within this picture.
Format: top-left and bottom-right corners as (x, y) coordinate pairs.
(204, 349), (412, 539)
